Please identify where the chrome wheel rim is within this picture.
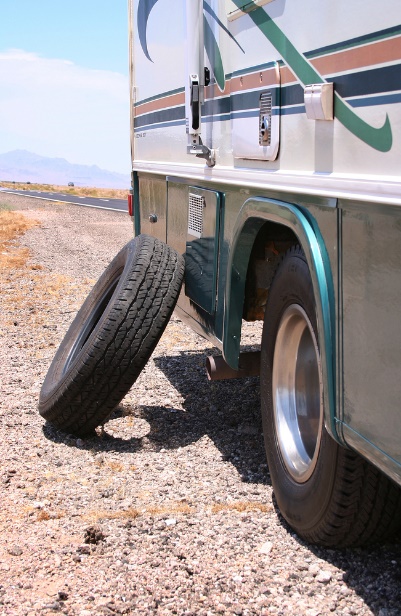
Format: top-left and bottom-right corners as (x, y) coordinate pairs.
(272, 304), (323, 483)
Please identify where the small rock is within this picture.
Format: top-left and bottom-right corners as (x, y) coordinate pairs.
(96, 607), (114, 615)
(259, 541), (273, 555)
(54, 555), (62, 567)
(165, 518), (176, 527)
(77, 545), (91, 555)
(43, 602), (60, 611)
(316, 570), (332, 584)
(58, 591), (68, 601)
(7, 545), (23, 556)
(308, 563), (321, 576)
(84, 525), (105, 544)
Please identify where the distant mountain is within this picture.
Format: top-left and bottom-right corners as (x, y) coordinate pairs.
(0, 150), (130, 189)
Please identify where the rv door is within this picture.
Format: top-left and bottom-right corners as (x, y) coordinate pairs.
(186, 0), (215, 166)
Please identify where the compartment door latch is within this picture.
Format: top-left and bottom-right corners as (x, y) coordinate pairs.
(187, 75), (215, 167)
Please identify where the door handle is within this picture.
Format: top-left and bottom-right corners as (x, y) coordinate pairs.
(190, 75), (200, 131)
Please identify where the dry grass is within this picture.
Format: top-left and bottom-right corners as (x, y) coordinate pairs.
(1, 181), (128, 200)
(0, 210), (93, 335)
(86, 508), (140, 523)
(211, 501), (272, 514)
(84, 502), (194, 524)
(80, 501), (270, 524)
(1, 267), (88, 330)
(94, 459), (125, 472)
(36, 510), (66, 521)
(22, 500), (271, 525)
(0, 210), (39, 270)
(0, 201), (13, 212)
(21, 506), (66, 521)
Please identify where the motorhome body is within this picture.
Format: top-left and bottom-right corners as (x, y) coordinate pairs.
(134, 0), (401, 544)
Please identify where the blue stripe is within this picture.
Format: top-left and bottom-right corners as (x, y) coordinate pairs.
(281, 105), (306, 116)
(135, 90), (400, 131)
(134, 119), (185, 132)
(203, 113), (232, 123)
(135, 88), (401, 132)
(134, 64), (401, 131)
(348, 92), (401, 108)
(135, 105), (185, 129)
(327, 64), (401, 99)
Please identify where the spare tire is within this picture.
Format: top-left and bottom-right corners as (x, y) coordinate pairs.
(39, 234), (185, 436)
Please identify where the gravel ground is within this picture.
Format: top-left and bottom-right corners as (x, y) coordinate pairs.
(1, 193), (401, 616)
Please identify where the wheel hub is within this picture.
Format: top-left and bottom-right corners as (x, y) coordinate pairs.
(272, 304), (323, 483)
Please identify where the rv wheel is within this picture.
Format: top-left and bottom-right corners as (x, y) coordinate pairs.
(261, 246), (401, 546)
(39, 234), (184, 437)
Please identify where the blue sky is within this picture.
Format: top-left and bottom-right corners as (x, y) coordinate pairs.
(0, 0), (130, 174)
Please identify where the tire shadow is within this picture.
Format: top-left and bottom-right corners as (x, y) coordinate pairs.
(42, 348), (401, 615)
(43, 348), (270, 486)
(303, 532), (401, 615)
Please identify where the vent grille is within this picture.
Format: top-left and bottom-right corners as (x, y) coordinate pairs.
(188, 193), (205, 238)
(259, 91), (272, 146)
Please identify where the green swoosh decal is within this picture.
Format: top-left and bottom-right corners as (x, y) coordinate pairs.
(203, 2), (245, 53)
(204, 15), (225, 90)
(334, 95), (392, 152)
(231, 0), (392, 152)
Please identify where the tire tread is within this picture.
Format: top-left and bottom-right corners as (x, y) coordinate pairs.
(39, 235), (184, 436)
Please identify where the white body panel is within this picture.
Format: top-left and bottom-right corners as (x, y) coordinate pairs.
(131, 0), (401, 204)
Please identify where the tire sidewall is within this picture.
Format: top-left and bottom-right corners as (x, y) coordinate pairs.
(261, 248), (339, 535)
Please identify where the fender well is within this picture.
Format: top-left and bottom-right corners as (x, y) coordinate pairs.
(223, 197), (339, 443)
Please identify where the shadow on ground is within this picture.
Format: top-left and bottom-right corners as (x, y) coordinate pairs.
(43, 348), (401, 615)
(43, 348), (269, 485)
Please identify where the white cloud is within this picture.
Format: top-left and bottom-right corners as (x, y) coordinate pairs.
(0, 49), (130, 173)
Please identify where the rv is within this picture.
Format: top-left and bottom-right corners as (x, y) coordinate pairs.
(40, 0), (401, 547)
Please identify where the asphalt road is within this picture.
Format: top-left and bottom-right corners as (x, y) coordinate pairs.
(0, 188), (128, 213)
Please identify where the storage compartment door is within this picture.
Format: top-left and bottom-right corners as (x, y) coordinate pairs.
(185, 187), (221, 314)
